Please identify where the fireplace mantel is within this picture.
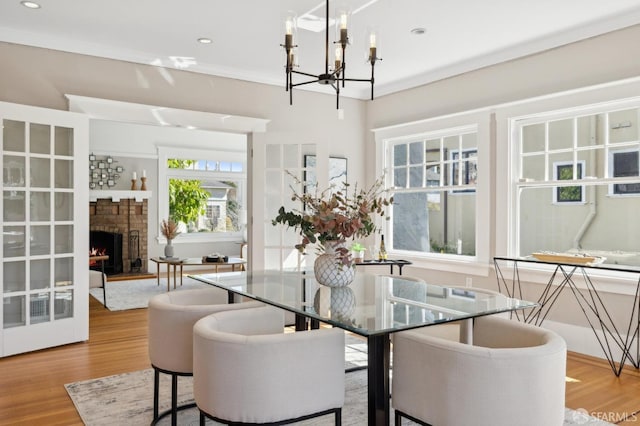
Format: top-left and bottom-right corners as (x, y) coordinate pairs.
(89, 190), (152, 202)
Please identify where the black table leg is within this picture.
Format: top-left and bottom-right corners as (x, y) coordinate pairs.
(295, 313), (307, 331)
(367, 334), (390, 426)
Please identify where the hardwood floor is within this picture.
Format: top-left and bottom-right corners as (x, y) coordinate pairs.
(0, 295), (639, 425)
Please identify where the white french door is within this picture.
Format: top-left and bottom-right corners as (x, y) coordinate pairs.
(252, 138), (330, 271)
(1, 101), (89, 356)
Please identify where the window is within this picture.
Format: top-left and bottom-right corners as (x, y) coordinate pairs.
(158, 147), (246, 243)
(610, 149), (640, 195)
(553, 161), (584, 203)
(386, 128), (477, 257)
(512, 103), (640, 266)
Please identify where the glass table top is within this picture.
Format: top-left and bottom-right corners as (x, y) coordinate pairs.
(189, 271), (537, 337)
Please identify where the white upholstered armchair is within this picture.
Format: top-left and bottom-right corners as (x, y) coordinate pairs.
(392, 315), (567, 426)
(148, 288), (263, 425)
(193, 305), (346, 425)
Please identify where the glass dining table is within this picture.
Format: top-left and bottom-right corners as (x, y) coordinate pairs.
(189, 270), (537, 426)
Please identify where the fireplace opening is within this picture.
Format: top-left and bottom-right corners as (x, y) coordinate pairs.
(90, 230), (123, 275)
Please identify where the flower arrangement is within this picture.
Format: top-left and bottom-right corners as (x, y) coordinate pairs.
(160, 219), (181, 240)
(272, 172), (392, 266)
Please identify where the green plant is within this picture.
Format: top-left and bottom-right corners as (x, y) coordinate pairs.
(272, 172), (392, 266)
(168, 178), (210, 225)
(350, 242), (366, 252)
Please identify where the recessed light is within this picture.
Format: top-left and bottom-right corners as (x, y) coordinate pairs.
(197, 38), (213, 44)
(410, 27), (426, 35)
(20, 1), (41, 9)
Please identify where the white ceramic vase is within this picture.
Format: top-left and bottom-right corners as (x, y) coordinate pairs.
(314, 241), (355, 287)
(164, 239), (174, 258)
(313, 286), (356, 321)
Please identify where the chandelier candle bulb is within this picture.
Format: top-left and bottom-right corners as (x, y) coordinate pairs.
(340, 18), (348, 42)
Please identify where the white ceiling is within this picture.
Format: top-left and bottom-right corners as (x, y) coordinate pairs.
(2, 0), (640, 100)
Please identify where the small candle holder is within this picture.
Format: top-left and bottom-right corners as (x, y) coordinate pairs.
(140, 176), (147, 191)
(131, 179), (137, 190)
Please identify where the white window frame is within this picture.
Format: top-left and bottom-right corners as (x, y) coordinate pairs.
(552, 160), (585, 204)
(608, 148), (640, 196)
(158, 146), (246, 244)
(373, 110), (492, 274)
(506, 96), (640, 266)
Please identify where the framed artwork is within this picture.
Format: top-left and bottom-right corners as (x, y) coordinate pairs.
(304, 155), (347, 194)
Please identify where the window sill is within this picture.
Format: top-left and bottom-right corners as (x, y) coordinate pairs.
(157, 232), (243, 244)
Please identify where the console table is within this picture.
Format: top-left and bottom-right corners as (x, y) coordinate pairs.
(150, 257), (247, 291)
(493, 256), (640, 376)
(355, 259), (412, 275)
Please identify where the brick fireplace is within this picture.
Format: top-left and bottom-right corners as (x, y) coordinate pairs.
(89, 194), (149, 275)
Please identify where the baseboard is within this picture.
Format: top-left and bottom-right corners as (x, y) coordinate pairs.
(542, 319), (639, 369)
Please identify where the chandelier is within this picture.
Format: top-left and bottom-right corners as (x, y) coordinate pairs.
(281, 1), (381, 109)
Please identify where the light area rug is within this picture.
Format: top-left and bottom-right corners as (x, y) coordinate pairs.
(90, 277), (212, 311)
(66, 338), (611, 426)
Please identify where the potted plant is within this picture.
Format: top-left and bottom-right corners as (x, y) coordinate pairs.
(160, 219), (181, 258)
(272, 172), (392, 286)
(350, 242), (366, 263)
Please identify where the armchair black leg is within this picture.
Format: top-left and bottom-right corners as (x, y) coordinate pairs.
(153, 368), (160, 421)
(335, 407), (342, 425)
(200, 410), (206, 426)
(395, 410), (402, 425)
(171, 374), (178, 426)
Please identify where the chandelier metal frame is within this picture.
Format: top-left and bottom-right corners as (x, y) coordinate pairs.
(281, 1), (381, 109)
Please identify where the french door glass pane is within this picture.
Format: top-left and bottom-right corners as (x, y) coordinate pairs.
(3, 191), (25, 222)
(54, 257), (73, 287)
(30, 157), (51, 188)
(3, 155), (25, 186)
(3, 226), (25, 257)
(31, 192), (51, 221)
(54, 159), (73, 188)
(3, 261), (26, 292)
(55, 290), (73, 320)
(54, 192), (73, 221)
(4, 295), (25, 328)
(30, 293), (50, 324)
(30, 123), (51, 154)
(283, 144), (299, 169)
(2, 119), (26, 152)
(54, 126), (74, 156)
(266, 145), (281, 168)
(54, 225), (73, 254)
(30, 259), (51, 290)
(31, 225), (51, 256)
